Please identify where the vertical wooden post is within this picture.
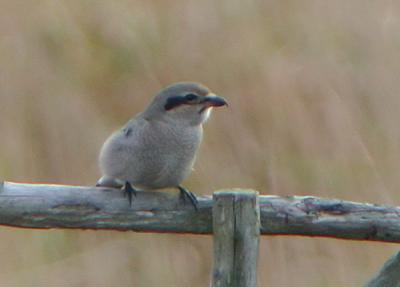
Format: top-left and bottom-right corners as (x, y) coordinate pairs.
(365, 251), (400, 287)
(212, 190), (260, 287)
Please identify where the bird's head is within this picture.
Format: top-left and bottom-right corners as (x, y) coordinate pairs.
(145, 82), (228, 126)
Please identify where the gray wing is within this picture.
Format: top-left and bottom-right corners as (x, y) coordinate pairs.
(98, 116), (202, 189)
(98, 117), (149, 182)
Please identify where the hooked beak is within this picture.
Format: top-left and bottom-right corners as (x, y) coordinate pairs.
(202, 94), (228, 108)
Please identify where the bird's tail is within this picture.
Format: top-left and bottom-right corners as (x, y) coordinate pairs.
(96, 176), (124, 188)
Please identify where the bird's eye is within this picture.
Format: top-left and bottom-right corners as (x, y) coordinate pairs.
(185, 93), (198, 101)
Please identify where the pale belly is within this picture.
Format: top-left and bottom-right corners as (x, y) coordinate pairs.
(100, 121), (202, 190)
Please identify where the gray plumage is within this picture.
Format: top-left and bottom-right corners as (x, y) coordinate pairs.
(96, 82), (227, 207)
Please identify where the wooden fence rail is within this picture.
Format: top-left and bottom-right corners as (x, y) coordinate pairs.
(1, 182), (400, 242)
(1, 181), (400, 286)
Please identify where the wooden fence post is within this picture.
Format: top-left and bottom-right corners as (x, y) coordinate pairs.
(212, 190), (260, 287)
(365, 251), (400, 287)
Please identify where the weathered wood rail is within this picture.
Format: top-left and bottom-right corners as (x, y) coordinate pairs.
(2, 182), (400, 242)
(1, 181), (399, 286)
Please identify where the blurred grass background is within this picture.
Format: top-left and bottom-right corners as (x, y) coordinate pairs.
(1, 0), (400, 286)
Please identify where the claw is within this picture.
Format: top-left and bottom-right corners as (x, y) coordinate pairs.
(123, 182), (137, 206)
(178, 186), (199, 210)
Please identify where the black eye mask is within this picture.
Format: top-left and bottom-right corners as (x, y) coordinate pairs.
(164, 96), (186, 111)
(164, 94), (199, 111)
(184, 93), (198, 101)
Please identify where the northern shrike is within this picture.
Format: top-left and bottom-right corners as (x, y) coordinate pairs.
(96, 82), (227, 209)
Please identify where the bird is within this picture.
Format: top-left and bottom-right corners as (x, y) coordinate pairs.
(96, 82), (227, 209)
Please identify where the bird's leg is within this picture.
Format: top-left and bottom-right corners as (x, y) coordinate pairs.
(123, 181), (137, 206)
(178, 185), (199, 210)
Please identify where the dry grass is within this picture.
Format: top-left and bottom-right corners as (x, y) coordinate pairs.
(1, 1), (400, 286)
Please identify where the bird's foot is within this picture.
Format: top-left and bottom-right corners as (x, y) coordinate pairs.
(123, 182), (137, 206)
(178, 186), (199, 210)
